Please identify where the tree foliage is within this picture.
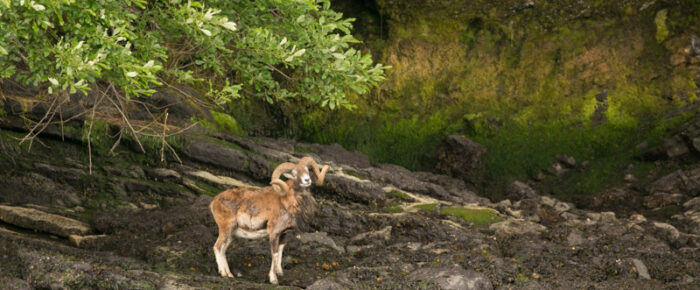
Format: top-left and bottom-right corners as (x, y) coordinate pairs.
(0, 0), (387, 109)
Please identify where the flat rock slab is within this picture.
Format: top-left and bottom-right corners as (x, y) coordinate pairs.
(0, 205), (91, 238)
(185, 170), (257, 189)
(407, 266), (493, 290)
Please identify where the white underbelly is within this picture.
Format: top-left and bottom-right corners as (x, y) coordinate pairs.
(234, 228), (269, 239)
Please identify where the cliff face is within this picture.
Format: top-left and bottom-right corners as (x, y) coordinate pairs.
(299, 0), (700, 194)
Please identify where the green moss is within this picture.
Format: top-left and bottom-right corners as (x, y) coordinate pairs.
(82, 119), (112, 152)
(196, 111), (247, 137)
(441, 206), (503, 227)
(654, 9), (669, 43)
(192, 179), (223, 196)
(212, 111), (247, 136)
(383, 201), (403, 213)
(387, 189), (411, 201)
(414, 203), (437, 213)
(344, 169), (369, 180)
(294, 146), (315, 154)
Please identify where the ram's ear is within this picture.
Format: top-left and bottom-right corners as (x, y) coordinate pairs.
(283, 169), (297, 180)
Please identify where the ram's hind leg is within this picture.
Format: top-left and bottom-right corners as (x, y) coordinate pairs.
(213, 223), (235, 278)
(212, 198), (236, 279)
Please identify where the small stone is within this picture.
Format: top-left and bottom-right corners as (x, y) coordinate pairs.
(651, 222), (680, 243)
(664, 136), (689, 158)
(547, 162), (567, 176)
(586, 212), (601, 221)
(683, 197), (700, 209)
(407, 242), (422, 251)
(69, 234), (108, 248)
(560, 212), (579, 221)
(553, 201), (571, 213)
(631, 258), (651, 279)
(506, 208), (523, 218)
(540, 196), (556, 207)
(139, 202), (158, 210)
(600, 212), (617, 223)
(555, 154), (576, 167)
(693, 137), (700, 152)
(299, 231), (345, 254)
(567, 230), (585, 246)
(496, 199), (512, 207)
(629, 214), (647, 224)
(350, 226), (392, 245)
(532, 171), (546, 181)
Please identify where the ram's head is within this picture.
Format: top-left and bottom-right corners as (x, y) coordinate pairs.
(270, 157), (329, 195)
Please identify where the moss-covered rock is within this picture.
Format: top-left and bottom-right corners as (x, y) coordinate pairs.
(293, 0), (700, 198)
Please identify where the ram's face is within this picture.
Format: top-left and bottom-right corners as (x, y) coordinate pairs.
(284, 166), (312, 188)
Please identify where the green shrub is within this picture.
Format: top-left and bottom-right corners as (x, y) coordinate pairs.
(0, 0), (386, 108)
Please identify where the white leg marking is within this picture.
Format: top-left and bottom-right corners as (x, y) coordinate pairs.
(269, 253), (279, 285)
(275, 244), (285, 275)
(214, 239), (234, 278)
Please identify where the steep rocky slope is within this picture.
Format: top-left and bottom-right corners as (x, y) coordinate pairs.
(0, 106), (698, 289)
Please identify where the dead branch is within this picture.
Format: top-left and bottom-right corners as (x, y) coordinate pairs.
(108, 83), (146, 153)
(86, 87), (109, 175)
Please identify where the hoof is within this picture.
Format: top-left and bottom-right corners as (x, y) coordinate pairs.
(219, 270), (234, 278)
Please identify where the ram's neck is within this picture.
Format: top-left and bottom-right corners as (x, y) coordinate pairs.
(294, 191), (316, 232)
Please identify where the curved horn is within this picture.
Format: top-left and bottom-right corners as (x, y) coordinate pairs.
(298, 157), (330, 186)
(270, 162), (296, 196)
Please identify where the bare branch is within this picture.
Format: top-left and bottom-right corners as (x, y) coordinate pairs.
(266, 64), (293, 80)
(109, 128), (124, 155)
(86, 87), (109, 175)
(19, 96), (60, 146)
(108, 83), (146, 153)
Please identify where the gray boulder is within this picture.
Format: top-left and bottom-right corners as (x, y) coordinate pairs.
(320, 173), (386, 204)
(434, 135), (486, 184)
(183, 139), (248, 172)
(0, 173), (81, 207)
(506, 181), (538, 201)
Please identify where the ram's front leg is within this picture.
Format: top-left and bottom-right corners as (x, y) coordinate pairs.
(275, 231), (290, 276)
(268, 233), (281, 285)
